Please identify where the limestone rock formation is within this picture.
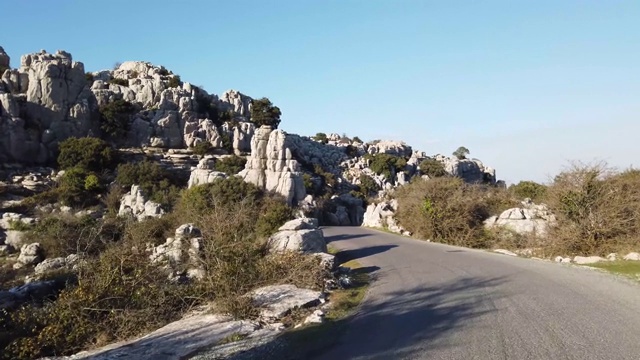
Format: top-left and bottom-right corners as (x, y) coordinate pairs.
(187, 156), (228, 188)
(484, 199), (555, 236)
(249, 284), (323, 320)
(268, 218), (327, 253)
(435, 155), (496, 184)
(118, 185), (165, 221)
(239, 126), (306, 205)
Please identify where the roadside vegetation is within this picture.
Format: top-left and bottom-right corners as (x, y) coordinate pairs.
(0, 143), (322, 359)
(394, 161), (640, 258)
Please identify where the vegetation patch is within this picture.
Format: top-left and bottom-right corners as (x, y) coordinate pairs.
(585, 261), (640, 280)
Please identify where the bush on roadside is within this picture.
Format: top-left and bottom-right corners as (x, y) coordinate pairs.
(544, 162), (640, 255)
(395, 177), (512, 248)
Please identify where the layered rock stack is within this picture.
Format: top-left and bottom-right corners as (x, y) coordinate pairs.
(239, 126), (306, 205)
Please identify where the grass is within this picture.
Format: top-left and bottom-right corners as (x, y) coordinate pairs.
(275, 254), (370, 359)
(585, 261), (640, 280)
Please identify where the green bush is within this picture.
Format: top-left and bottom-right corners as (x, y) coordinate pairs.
(177, 176), (262, 216)
(357, 174), (380, 197)
(57, 167), (94, 206)
(453, 146), (470, 160)
(313, 133), (328, 144)
(167, 75), (181, 88)
(57, 137), (116, 172)
(254, 195), (295, 238)
(115, 161), (185, 207)
(108, 78), (128, 86)
(508, 180), (547, 202)
(158, 67), (170, 76)
(419, 158), (447, 178)
(214, 155), (247, 175)
(191, 141), (213, 156)
(366, 154), (407, 180)
(250, 98), (282, 128)
(345, 145), (358, 158)
(99, 99), (136, 139)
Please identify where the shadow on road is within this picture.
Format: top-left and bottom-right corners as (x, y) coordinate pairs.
(335, 245), (398, 264)
(228, 275), (508, 360)
(324, 233), (371, 243)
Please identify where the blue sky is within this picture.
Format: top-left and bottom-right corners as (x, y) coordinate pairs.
(2, 1), (639, 184)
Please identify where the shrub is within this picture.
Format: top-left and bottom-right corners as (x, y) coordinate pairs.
(191, 141), (213, 156)
(419, 158), (447, 178)
(302, 173), (315, 194)
(214, 155), (247, 175)
(508, 180), (547, 202)
(24, 214), (124, 258)
(544, 162), (640, 255)
(84, 73), (94, 83)
(254, 195), (295, 238)
(312, 164), (336, 196)
(250, 97), (282, 128)
(345, 145), (358, 158)
(167, 75), (181, 88)
(177, 176), (262, 217)
(395, 177), (495, 248)
(99, 99), (136, 139)
(352, 136), (363, 143)
(57, 137), (116, 172)
(57, 167), (96, 207)
(453, 146), (470, 160)
(367, 154), (407, 180)
(357, 174), (380, 197)
(108, 78), (128, 86)
(115, 161), (185, 207)
(2, 238), (196, 359)
(158, 67), (170, 76)
(313, 133), (328, 144)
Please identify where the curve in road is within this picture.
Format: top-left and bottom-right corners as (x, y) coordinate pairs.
(314, 226), (640, 360)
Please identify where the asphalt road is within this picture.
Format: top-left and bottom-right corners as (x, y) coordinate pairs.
(314, 226), (640, 360)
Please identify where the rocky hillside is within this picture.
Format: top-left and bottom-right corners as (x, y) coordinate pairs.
(0, 46), (499, 225)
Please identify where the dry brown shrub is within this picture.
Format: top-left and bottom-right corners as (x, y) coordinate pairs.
(395, 177), (513, 247)
(545, 162), (640, 255)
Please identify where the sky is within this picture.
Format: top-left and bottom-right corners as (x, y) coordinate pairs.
(2, 0), (639, 184)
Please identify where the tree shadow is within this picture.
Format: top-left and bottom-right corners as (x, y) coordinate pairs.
(323, 232), (371, 243)
(224, 275), (508, 360)
(334, 245), (398, 264)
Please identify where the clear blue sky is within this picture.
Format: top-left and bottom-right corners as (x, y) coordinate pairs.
(3, 0), (640, 184)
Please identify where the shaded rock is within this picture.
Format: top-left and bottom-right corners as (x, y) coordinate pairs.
(250, 284), (322, 320)
(15, 242), (43, 268)
(303, 309), (325, 325)
(34, 257), (67, 274)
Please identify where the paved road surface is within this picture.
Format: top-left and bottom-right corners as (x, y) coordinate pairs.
(314, 226), (640, 360)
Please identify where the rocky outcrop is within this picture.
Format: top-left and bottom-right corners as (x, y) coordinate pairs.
(14, 242), (44, 269)
(435, 155), (496, 184)
(267, 218), (327, 253)
(187, 156), (228, 188)
(118, 185), (165, 221)
(361, 199), (411, 235)
(484, 199), (555, 236)
(366, 140), (413, 158)
(239, 126), (306, 205)
(249, 284), (323, 320)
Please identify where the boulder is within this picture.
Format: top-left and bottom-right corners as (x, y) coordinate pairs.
(278, 218), (319, 231)
(573, 256), (605, 265)
(623, 252), (640, 261)
(484, 200), (555, 237)
(250, 284), (322, 319)
(15, 242), (43, 268)
(34, 257), (67, 274)
(268, 229), (327, 254)
(118, 185), (165, 221)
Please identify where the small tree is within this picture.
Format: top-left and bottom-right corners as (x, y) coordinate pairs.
(99, 99), (136, 139)
(313, 133), (328, 144)
(250, 97), (282, 128)
(453, 146), (470, 160)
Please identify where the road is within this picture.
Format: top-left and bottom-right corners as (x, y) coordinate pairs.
(313, 226), (640, 360)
